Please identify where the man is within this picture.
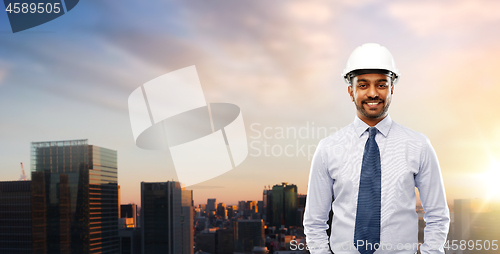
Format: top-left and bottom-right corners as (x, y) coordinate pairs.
(303, 43), (450, 254)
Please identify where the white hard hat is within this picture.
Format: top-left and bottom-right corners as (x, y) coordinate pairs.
(342, 43), (400, 85)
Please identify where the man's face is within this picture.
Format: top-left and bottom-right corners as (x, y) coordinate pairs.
(348, 73), (394, 123)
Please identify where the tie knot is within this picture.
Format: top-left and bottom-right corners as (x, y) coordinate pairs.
(369, 127), (378, 139)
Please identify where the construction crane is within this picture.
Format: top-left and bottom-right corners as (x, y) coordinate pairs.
(19, 162), (27, 181)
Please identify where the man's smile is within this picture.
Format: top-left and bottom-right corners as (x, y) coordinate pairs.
(363, 100), (383, 109)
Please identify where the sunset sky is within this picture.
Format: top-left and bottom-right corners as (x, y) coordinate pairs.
(1, 0), (500, 206)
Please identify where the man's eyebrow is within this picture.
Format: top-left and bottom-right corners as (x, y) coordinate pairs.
(356, 78), (388, 83)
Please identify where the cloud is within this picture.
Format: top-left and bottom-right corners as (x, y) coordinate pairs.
(388, 0), (500, 36)
(286, 1), (333, 24)
(0, 0), (345, 131)
(0, 69), (5, 85)
(0, 61), (9, 86)
(79, 0), (344, 126)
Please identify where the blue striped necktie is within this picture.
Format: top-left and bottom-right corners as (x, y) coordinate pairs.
(354, 127), (381, 254)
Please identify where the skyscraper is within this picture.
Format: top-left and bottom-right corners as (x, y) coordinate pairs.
(216, 228), (234, 254)
(271, 182), (298, 228)
(226, 205), (236, 219)
(297, 194), (306, 227)
(141, 181), (194, 254)
(0, 180), (46, 254)
(120, 204), (138, 228)
(263, 188), (272, 224)
(207, 198), (217, 212)
(216, 202), (227, 219)
(31, 139), (119, 254)
(233, 219), (265, 252)
(238, 200), (246, 216)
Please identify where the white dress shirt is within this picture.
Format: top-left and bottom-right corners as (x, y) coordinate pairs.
(303, 115), (450, 254)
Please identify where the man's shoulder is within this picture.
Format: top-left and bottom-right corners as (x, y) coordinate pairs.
(390, 120), (430, 143)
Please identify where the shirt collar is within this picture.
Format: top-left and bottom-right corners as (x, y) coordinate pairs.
(353, 115), (393, 138)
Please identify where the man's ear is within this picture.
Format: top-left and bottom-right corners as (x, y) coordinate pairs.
(390, 82), (394, 95)
(348, 85), (354, 101)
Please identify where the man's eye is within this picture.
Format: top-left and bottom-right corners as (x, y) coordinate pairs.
(358, 84), (366, 88)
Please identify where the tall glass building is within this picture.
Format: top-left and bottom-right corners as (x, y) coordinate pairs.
(141, 181), (194, 254)
(233, 219), (265, 252)
(0, 180), (45, 254)
(31, 139), (119, 254)
(271, 182), (298, 228)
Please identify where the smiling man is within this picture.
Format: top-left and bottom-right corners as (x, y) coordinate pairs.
(303, 43), (450, 254)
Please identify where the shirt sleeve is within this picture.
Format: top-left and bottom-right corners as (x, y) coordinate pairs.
(303, 139), (334, 254)
(415, 137), (450, 254)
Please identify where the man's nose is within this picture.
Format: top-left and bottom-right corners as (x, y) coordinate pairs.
(367, 85), (379, 98)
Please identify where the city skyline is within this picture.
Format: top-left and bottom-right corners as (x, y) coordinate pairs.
(2, 137), (499, 207)
(8, 166), (500, 210)
(2, 0), (500, 207)
(4, 174), (498, 254)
